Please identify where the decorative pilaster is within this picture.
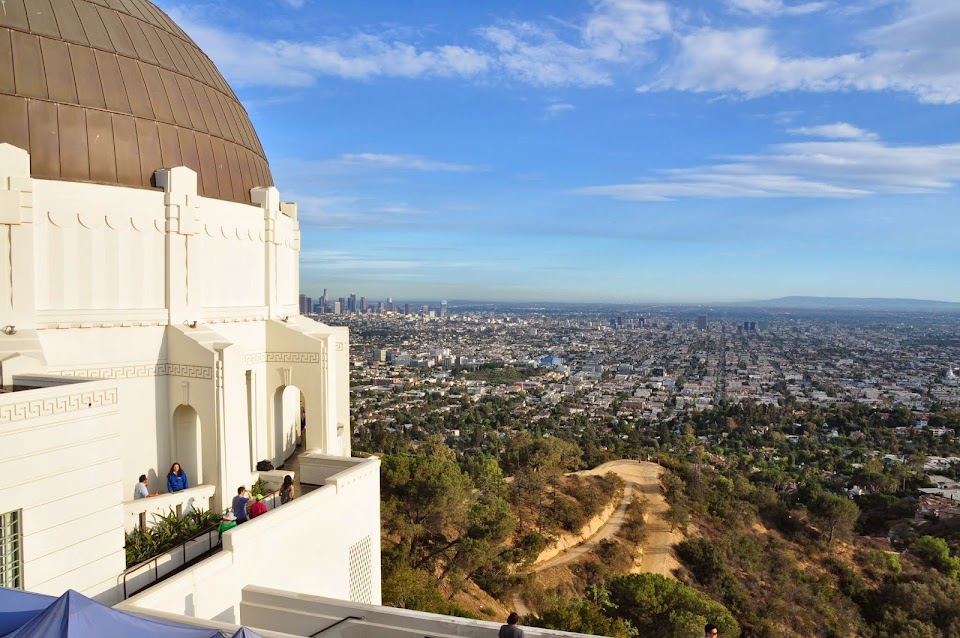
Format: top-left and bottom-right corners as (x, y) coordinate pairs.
(252, 186), (281, 318)
(155, 167), (200, 326)
(0, 144), (35, 330)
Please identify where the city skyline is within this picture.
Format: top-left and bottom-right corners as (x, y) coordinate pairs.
(159, 0), (960, 303)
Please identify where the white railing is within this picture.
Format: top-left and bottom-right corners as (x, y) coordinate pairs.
(123, 484), (217, 532)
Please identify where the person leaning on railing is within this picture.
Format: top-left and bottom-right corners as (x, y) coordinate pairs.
(134, 474), (158, 499)
(167, 462), (189, 493)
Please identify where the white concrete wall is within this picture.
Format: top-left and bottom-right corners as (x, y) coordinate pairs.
(0, 377), (124, 603)
(198, 197), (265, 310)
(1, 145), (368, 613)
(39, 327), (171, 500)
(32, 180), (166, 313)
(121, 457), (381, 625)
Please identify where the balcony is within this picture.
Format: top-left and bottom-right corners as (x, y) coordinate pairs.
(118, 455), (381, 626)
(123, 485), (217, 532)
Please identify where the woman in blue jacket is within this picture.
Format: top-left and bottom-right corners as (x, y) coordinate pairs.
(167, 462), (189, 492)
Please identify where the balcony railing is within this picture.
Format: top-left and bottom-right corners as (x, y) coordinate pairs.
(123, 485), (216, 532)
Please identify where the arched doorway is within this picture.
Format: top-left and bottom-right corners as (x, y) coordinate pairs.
(172, 404), (202, 485)
(273, 386), (302, 465)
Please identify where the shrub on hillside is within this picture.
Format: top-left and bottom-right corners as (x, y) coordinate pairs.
(607, 573), (739, 638)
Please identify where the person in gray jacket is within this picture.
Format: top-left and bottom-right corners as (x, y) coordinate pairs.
(499, 612), (524, 638)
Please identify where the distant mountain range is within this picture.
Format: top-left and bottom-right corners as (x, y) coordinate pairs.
(728, 296), (960, 311)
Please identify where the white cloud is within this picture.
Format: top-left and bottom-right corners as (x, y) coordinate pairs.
(644, 1), (960, 103)
(300, 250), (424, 271)
(544, 103), (576, 117)
(788, 122), (878, 140)
(171, 1), (674, 89)
(725, 0), (827, 16)
(336, 153), (480, 172)
(577, 134), (960, 200)
(480, 24), (613, 86)
(169, 9), (490, 87)
(582, 0), (672, 60)
(640, 28), (862, 96)
(480, 0), (673, 86)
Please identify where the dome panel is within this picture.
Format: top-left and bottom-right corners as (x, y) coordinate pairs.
(0, 0), (273, 204)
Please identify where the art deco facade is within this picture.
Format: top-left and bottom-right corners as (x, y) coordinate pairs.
(0, 0), (370, 611)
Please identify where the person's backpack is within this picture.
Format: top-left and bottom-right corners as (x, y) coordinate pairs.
(256, 460), (274, 471)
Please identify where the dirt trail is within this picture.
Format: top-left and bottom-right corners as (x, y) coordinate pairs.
(512, 460), (680, 616)
(574, 460), (680, 577)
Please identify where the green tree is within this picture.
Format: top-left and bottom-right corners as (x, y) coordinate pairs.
(910, 536), (960, 580)
(607, 573), (739, 638)
(810, 493), (860, 546)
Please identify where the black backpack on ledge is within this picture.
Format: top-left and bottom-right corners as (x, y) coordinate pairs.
(256, 460), (274, 472)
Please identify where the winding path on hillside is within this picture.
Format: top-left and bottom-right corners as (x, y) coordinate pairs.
(531, 482), (635, 572)
(512, 460), (679, 617)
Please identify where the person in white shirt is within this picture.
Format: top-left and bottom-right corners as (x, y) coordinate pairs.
(134, 474), (158, 499)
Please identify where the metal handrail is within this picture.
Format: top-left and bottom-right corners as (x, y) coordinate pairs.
(120, 524), (220, 600)
(310, 615), (364, 637)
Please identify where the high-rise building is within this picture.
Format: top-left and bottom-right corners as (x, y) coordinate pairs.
(404, 303), (412, 315)
(360, 297), (366, 313)
(440, 300), (447, 317)
(387, 297), (394, 312)
(299, 293), (307, 314)
(349, 293), (357, 313)
(697, 314), (708, 330)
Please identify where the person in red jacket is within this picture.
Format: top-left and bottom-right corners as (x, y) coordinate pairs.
(248, 493), (268, 519)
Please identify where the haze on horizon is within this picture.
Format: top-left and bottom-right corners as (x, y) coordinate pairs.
(160, 0), (960, 304)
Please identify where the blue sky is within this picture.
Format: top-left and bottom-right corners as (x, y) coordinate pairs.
(157, 0), (960, 303)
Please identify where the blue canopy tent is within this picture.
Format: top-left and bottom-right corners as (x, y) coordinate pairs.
(0, 588), (57, 635)
(228, 629), (263, 638)
(1, 590), (224, 638)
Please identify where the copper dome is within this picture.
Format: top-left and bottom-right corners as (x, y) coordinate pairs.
(0, 0), (273, 204)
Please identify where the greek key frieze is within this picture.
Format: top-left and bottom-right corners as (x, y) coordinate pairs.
(244, 352), (320, 365)
(55, 363), (212, 380)
(0, 387), (118, 424)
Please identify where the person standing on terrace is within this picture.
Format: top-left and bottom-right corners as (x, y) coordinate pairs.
(280, 475), (295, 504)
(233, 486), (251, 524)
(167, 462), (189, 493)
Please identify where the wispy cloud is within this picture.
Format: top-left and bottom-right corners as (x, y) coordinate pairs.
(336, 153), (480, 172)
(170, 0), (960, 104)
(788, 122), (878, 140)
(169, 8), (490, 87)
(643, 1), (960, 103)
(289, 194), (441, 231)
(169, 1), (673, 88)
(577, 132), (960, 200)
(725, 0), (827, 16)
(300, 250), (424, 271)
(479, 0), (672, 86)
(639, 28), (863, 96)
(543, 103), (575, 118)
